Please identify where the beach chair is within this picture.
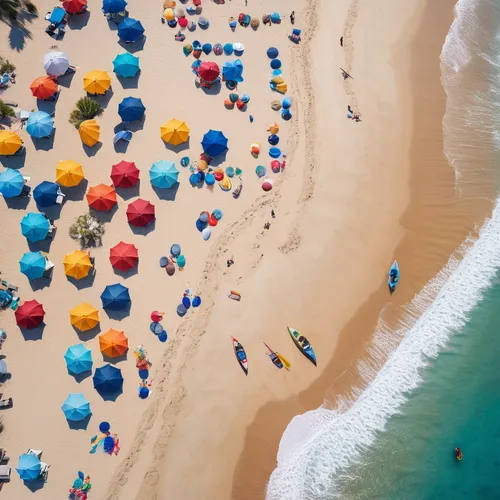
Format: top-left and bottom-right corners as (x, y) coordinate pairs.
(1, 280), (18, 293)
(0, 449), (9, 463)
(0, 398), (12, 409)
(289, 29), (302, 44)
(0, 465), (11, 482)
(56, 193), (65, 205)
(39, 462), (49, 481)
(27, 449), (42, 459)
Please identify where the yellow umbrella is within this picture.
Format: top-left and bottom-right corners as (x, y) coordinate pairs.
(56, 160), (84, 187)
(63, 250), (92, 280)
(83, 70), (111, 95)
(163, 8), (175, 20)
(79, 120), (100, 147)
(70, 302), (99, 331)
(160, 119), (190, 146)
(0, 131), (22, 156)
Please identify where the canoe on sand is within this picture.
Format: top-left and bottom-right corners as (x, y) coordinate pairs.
(287, 327), (316, 366)
(232, 337), (248, 375)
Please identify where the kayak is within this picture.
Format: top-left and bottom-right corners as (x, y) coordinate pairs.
(287, 327), (317, 366)
(455, 447), (463, 461)
(388, 260), (400, 293)
(232, 337), (248, 375)
(263, 342), (283, 369)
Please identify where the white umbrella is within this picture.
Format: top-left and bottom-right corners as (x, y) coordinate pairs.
(43, 51), (69, 77)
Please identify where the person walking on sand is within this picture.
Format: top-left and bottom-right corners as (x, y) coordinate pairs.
(290, 11), (295, 24)
(340, 36), (343, 47)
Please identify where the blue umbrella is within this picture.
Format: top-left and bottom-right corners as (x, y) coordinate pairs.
(118, 18), (144, 42)
(21, 213), (50, 242)
(61, 393), (91, 421)
(113, 130), (133, 144)
(201, 130), (228, 157)
(19, 251), (46, 280)
(34, 181), (59, 207)
(17, 454), (41, 482)
(64, 344), (93, 375)
(267, 47), (279, 59)
(149, 160), (179, 189)
(93, 364), (123, 393)
(102, 0), (127, 14)
(118, 97), (145, 122)
(101, 283), (131, 310)
(26, 111), (54, 139)
(222, 60), (244, 83)
(0, 168), (24, 198)
(113, 52), (140, 78)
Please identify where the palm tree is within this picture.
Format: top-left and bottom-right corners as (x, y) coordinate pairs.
(69, 214), (105, 248)
(0, 0), (37, 20)
(0, 100), (15, 119)
(69, 97), (104, 128)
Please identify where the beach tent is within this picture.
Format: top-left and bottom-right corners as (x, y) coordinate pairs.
(86, 184), (117, 211)
(17, 454), (41, 482)
(160, 119), (190, 146)
(15, 300), (45, 329)
(19, 251), (46, 280)
(83, 70), (111, 95)
(93, 364), (123, 393)
(63, 0), (87, 13)
(198, 61), (220, 82)
(99, 329), (128, 357)
(0, 168), (24, 197)
(118, 97), (145, 122)
(110, 160), (139, 188)
(26, 111), (54, 139)
(79, 120), (100, 147)
(64, 344), (93, 374)
(34, 181), (60, 207)
(61, 393), (91, 421)
(109, 241), (138, 271)
(44, 51), (69, 76)
(21, 213), (50, 242)
(201, 130), (228, 157)
(112, 52), (139, 78)
(222, 60), (244, 83)
(64, 250), (93, 280)
(126, 198), (155, 226)
(101, 283), (130, 310)
(149, 160), (179, 189)
(70, 303), (99, 331)
(56, 160), (84, 187)
(0, 131), (22, 155)
(102, 0), (126, 14)
(118, 18), (144, 42)
(30, 76), (58, 99)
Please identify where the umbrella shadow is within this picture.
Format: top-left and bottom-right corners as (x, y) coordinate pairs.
(20, 324), (45, 341)
(4, 196), (30, 210)
(91, 204), (118, 224)
(116, 182), (140, 200)
(116, 73), (140, 89)
(103, 304), (131, 320)
(118, 35), (146, 53)
(28, 238), (53, 253)
(152, 184), (179, 201)
(209, 151), (228, 167)
(41, 203), (63, 221)
(25, 478), (46, 492)
(200, 81), (222, 96)
(74, 324), (101, 341)
(82, 142), (103, 157)
(113, 140), (130, 153)
(0, 150), (27, 169)
(67, 270), (96, 290)
(70, 370), (92, 383)
(102, 352), (128, 364)
(115, 118), (144, 132)
(130, 220), (155, 236)
(68, 11), (91, 30)
(90, 88), (114, 109)
(112, 265), (138, 279)
(164, 138), (190, 153)
(57, 71), (75, 88)
(29, 277), (52, 291)
(68, 413), (92, 430)
(36, 99), (57, 115)
(61, 179), (88, 201)
(95, 387), (123, 401)
(31, 130), (56, 151)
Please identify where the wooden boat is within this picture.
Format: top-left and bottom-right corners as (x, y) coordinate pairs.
(388, 260), (400, 294)
(232, 337), (248, 375)
(287, 327), (317, 366)
(263, 342), (283, 369)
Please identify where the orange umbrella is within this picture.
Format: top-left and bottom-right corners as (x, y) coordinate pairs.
(99, 329), (128, 358)
(30, 76), (58, 99)
(86, 184), (117, 211)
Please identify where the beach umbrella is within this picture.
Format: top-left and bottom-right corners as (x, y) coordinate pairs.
(112, 52), (139, 78)
(0, 360), (7, 376)
(26, 111), (54, 138)
(222, 60), (244, 83)
(15, 300), (45, 329)
(198, 61), (220, 82)
(160, 119), (190, 146)
(17, 454), (41, 482)
(86, 184), (117, 211)
(109, 241), (138, 271)
(83, 70), (111, 95)
(93, 364), (123, 393)
(56, 160), (84, 187)
(64, 250), (93, 280)
(118, 18), (144, 42)
(101, 283), (130, 310)
(19, 251), (46, 280)
(118, 97), (145, 122)
(149, 160), (179, 189)
(113, 130), (132, 144)
(79, 119), (100, 147)
(0, 130), (22, 155)
(30, 76), (58, 99)
(267, 47), (279, 59)
(126, 198), (155, 226)
(21, 213), (50, 242)
(34, 181), (59, 207)
(64, 344), (93, 374)
(61, 393), (91, 421)
(99, 329), (128, 357)
(63, 0), (87, 13)
(70, 303), (99, 331)
(102, 0), (126, 14)
(110, 160), (139, 188)
(0, 168), (24, 197)
(44, 51), (69, 76)
(201, 130), (228, 157)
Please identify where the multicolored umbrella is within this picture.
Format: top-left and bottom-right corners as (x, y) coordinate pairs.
(56, 160), (84, 187)
(118, 18), (144, 42)
(198, 61), (220, 82)
(149, 160), (179, 189)
(64, 250), (93, 280)
(102, 0), (127, 14)
(26, 111), (54, 138)
(118, 97), (145, 122)
(0, 168), (24, 197)
(64, 344), (93, 374)
(62, 0), (87, 13)
(44, 51), (69, 76)
(19, 251), (46, 280)
(79, 120), (100, 147)
(61, 393), (91, 421)
(86, 184), (117, 211)
(201, 129), (228, 157)
(109, 241), (138, 271)
(15, 300), (45, 328)
(113, 52), (139, 78)
(0, 130), (22, 155)
(17, 454), (41, 482)
(21, 213), (50, 242)
(126, 198), (155, 226)
(33, 181), (59, 207)
(30, 76), (58, 99)
(110, 160), (139, 188)
(93, 364), (123, 393)
(70, 303), (99, 331)
(100, 283), (130, 310)
(160, 119), (190, 146)
(83, 70), (111, 95)
(99, 329), (128, 357)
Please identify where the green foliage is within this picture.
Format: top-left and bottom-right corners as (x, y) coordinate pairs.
(69, 214), (105, 248)
(0, 0), (38, 20)
(0, 57), (16, 73)
(0, 100), (15, 118)
(69, 97), (104, 128)
(24, 1), (37, 15)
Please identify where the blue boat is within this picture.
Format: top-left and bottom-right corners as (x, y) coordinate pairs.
(388, 260), (400, 293)
(287, 327), (316, 366)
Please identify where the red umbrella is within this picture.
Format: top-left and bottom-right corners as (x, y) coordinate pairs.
(127, 198), (155, 227)
(110, 161), (140, 188)
(30, 76), (58, 99)
(150, 310), (164, 322)
(178, 17), (188, 28)
(109, 241), (139, 271)
(63, 0), (87, 13)
(15, 299), (45, 329)
(86, 184), (117, 211)
(198, 61), (220, 82)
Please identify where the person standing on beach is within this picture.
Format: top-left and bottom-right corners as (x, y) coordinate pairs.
(340, 36), (344, 47)
(290, 11), (295, 24)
